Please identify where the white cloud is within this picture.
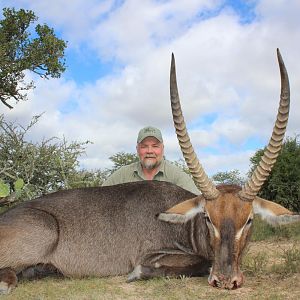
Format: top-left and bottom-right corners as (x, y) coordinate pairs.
(2, 0), (115, 45)
(1, 0), (300, 176)
(204, 150), (255, 177)
(90, 0), (223, 62)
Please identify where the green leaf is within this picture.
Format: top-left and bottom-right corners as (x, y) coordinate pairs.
(0, 181), (10, 197)
(14, 178), (24, 191)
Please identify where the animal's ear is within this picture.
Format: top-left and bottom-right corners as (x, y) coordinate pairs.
(158, 196), (205, 224)
(253, 197), (300, 226)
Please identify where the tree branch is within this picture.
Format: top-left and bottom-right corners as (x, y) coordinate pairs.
(0, 192), (17, 205)
(0, 97), (13, 109)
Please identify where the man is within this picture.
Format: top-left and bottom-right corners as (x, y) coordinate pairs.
(102, 126), (200, 195)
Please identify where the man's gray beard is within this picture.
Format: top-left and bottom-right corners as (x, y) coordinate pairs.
(141, 158), (161, 170)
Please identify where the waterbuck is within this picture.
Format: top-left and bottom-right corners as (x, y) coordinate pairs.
(0, 49), (299, 294)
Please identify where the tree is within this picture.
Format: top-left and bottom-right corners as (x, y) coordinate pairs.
(108, 151), (139, 175)
(249, 136), (300, 212)
(67, 169), (109, 189)
(0, 8), (66, 109)
(212, 170), (245, 186)
(0, 115), (89, 205)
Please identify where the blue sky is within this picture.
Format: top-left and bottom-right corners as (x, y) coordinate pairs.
(64, 0), (258, 83)
(1, 0), (299, 176)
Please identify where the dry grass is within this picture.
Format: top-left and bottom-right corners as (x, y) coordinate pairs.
(2, 271), (300, 300)
(1, 240), (299, 300)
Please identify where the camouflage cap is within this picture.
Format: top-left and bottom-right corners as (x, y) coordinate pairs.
(137, 126), (163, 143)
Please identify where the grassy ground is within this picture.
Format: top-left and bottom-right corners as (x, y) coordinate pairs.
(1, 256), (299, 300)
(2, 220), (300, 300)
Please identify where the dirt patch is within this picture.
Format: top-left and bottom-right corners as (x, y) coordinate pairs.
(245, 240), (300, 266)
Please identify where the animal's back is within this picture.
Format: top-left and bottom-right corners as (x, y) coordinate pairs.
(0, 181), (195, 277)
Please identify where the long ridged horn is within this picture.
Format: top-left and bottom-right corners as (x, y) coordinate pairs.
(239, 49), (290, 201)
(170, 53), (220, 200)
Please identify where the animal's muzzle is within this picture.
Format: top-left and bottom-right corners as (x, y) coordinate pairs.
(208, 272), (244, 290)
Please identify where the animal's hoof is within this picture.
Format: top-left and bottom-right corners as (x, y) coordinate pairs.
(0, 281), (12, 295)
(0, 268), (17, 294)
(126, 265), (142, 283)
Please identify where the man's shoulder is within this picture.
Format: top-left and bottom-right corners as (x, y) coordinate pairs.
(102, 161), (139, 186)
(119, 161), (139, 171)
(113, 161), (139, 175)
(163, 160), (200, 195)
(164, 160), (185, 173)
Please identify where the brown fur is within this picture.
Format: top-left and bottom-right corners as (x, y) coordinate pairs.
(0, 181), (212, 293)
(254, 197), (293, 215)
(0, 268), (17, 292)
(201, 188), (252, 289)
(166, 197), (201, 214)
(0, 269), (17, 286)
(216, 184), (242, 193)
(206, 192), (252, 229)
(0, 180), (297, 293)
(160, 186), (254, 289)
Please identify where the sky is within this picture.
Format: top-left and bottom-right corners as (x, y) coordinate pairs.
(1, 0), (299, 176)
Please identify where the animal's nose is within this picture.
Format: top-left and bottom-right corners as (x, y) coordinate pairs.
(228, 273), (244, 289)
(208, 273), (244, 289)
(208, 274), (220, 287)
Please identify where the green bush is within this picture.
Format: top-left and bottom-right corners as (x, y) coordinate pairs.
(0, 115), (90, 204)
(249, 136), (300, 212)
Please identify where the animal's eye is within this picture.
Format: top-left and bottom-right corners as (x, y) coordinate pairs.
(246, 218), (253, 226)
(204, 215), (212, 224)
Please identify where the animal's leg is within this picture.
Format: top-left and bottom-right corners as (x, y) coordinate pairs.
(18, 264), (62, 280)
(127, 254), (211, 282)
(0, 268), (17, 295)
(0, 207), (59, 293)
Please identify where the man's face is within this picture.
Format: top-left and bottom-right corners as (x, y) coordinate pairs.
(137, 136), (164, 170)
